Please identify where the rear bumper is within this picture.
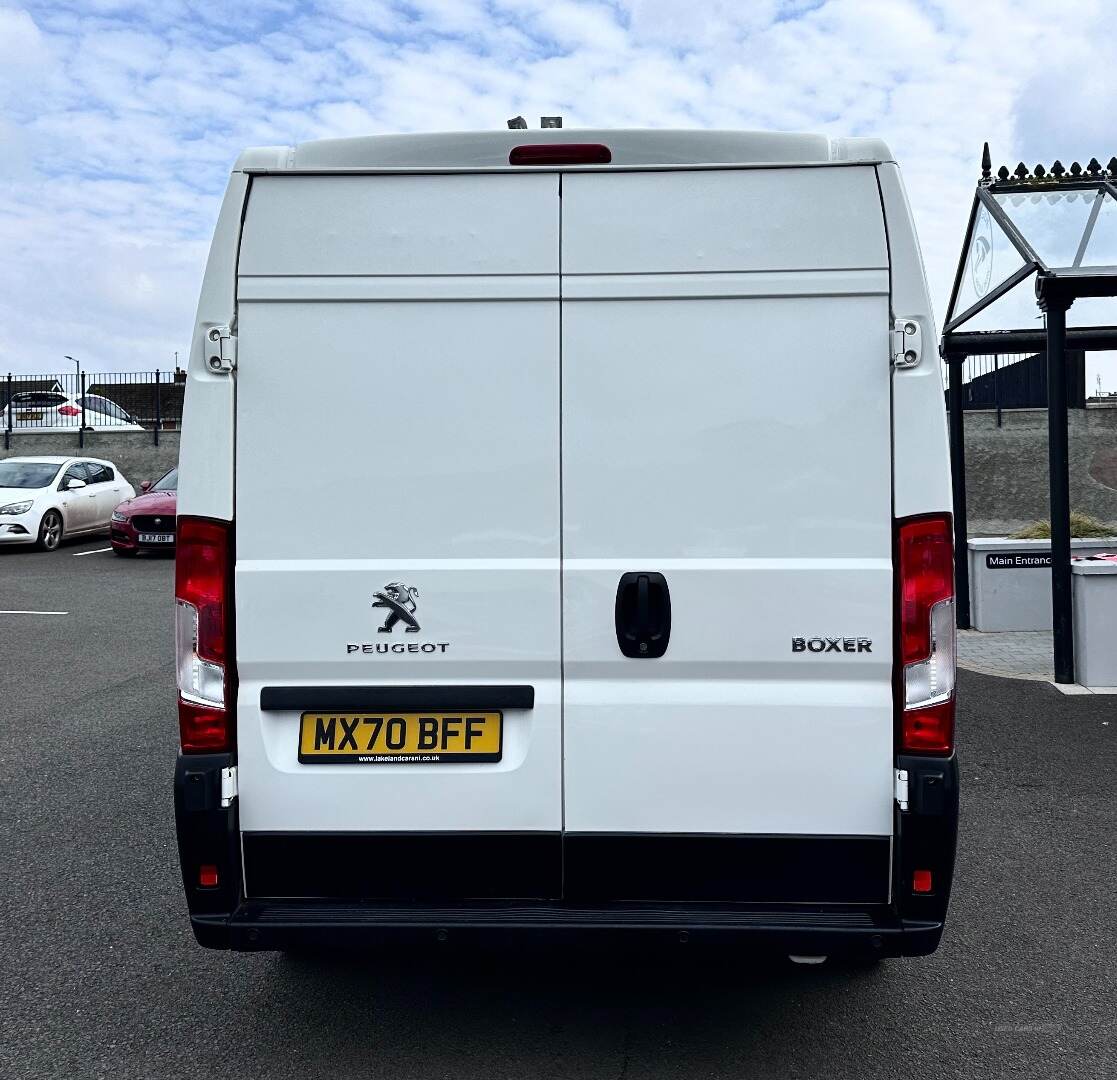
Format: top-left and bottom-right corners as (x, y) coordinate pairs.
(176, 753), (959, 957)
(195, 900), (943, 956)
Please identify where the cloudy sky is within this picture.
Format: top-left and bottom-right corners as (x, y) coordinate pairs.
(1, 0), (1115, 387)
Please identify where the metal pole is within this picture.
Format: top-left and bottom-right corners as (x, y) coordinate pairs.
(64, 355), (79, 397)
(4, 373), (10, 451)
(154, 369), (161, 448)
(1044, 298), (1074, 683)
(79, 370), (86, 450)
(993, 354), (1002, 427)
(946, 353), (971, 629)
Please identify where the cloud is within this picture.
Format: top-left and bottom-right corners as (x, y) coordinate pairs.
(0, 0), (1114, 389)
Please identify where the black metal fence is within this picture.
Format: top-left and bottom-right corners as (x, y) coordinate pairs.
(942, 349), (1086, 423)
(2, 370), (186, 449)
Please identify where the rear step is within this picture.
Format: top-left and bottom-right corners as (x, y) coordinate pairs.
(241, 902), (878, 929)
(200, 902), (944, 956)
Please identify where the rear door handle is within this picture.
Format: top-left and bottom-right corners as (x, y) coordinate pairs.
(615, 572), (671, 658)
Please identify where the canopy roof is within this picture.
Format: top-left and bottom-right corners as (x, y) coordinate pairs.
(943, 150), (1117, 337)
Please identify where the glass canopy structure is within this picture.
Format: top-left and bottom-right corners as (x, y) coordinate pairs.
(940, 146), (1117, 683)
(944, 153), (1117, 338)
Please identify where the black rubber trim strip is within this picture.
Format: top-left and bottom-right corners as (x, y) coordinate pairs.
(237, 901), (879, 929)
(564, 833), (890, 904)
(259, 685), (535, 711)
(243, 831), (560, 900)
(240, 832), (890, 905)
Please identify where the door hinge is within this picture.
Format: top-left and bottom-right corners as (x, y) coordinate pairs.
(892, 317), (922, 369)
(206, 325), (237, 374)
(220, 765), (238, 808)
(894, 768), (910, 811)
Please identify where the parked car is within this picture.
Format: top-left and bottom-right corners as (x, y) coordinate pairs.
(0, 391), (143, 432)
(0, 456), (135, 550)
(174, 128), (957, 962)
(110, 467), (177, 555)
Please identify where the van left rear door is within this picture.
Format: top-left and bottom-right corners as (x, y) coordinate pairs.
(232, 172), (564, 899)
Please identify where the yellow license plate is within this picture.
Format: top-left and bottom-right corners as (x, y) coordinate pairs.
(298, 712), (502, 764)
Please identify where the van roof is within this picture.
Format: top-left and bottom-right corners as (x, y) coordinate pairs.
(234, 129), (894, 172)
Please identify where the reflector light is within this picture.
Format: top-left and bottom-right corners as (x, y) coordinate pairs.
(509, 143), (612, 166)
(896, 514), (956, 755)
(199, 864), (219, 888)
(175, 518), (233, 753)
(179, 700), (231, 753)
(901, 699), (955, 754)
(912, 869), (933, 894)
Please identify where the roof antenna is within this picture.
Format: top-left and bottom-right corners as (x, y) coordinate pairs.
(980, 142), (992, 182)
(507, 116), (527, 130)
(540, 116), (563, 128)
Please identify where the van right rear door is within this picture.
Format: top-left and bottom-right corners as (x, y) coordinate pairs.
(559, 167), (897, 902)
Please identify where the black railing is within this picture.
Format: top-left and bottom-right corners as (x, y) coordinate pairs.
(2, 370), (186, 449)
(942, 349), (1086, 425)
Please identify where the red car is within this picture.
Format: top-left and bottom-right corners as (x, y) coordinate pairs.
(110, 467), (177, 555)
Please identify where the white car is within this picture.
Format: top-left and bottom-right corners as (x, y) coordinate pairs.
(0, 456), (135, 550)
(0, 391), (144, 433)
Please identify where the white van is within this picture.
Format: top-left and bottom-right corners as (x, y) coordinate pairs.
(173, 129), (959, 960)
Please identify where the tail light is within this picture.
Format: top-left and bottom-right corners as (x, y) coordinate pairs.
(57, 404), (81, 416)
(175, 517), (234, 752)
(896, 514), (956, 754)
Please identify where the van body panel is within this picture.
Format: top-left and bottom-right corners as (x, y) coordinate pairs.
(177, 173), (246, 523)
(877, 163), (954, 520)
(238, 173), (558, 277)
(233, 175), (562, 835)
(561, 168), (888, 274)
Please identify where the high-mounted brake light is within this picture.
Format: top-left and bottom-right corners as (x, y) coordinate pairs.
(175, 517), (234, 752)
(896, 514), (956, 754)
(509, 143), (612, 166)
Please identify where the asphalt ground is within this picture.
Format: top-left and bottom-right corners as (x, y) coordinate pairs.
(1, 535), (1114, 1080)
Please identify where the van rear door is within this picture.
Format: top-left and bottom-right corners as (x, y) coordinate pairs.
(559, 168), (896, 899)
(232, 175), (563, 878)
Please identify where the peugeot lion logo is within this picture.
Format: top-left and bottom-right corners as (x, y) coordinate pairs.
(373, 582), (421, 633)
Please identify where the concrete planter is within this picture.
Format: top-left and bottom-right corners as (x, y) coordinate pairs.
(1072, 558), (1117, 687)
(968, 537), (1117, 632)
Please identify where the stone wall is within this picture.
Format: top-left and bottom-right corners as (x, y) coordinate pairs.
(962, 405), (1117, 536)
(0, 431), (179, 489)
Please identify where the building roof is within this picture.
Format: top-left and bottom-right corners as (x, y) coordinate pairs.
(235, 129), (894, 172)
(3, 378), (64, 393)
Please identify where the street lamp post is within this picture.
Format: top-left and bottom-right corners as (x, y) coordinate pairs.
(63, 355), (80, 398)
(63, 355), (84, 447)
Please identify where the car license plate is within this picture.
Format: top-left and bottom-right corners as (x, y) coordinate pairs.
(18, 411), (43, 421)
(138, 532), (174, 543)
(298, 711), (502, 764)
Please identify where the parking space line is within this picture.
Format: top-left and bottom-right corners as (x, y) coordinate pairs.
(0, 610), (70, 615)
(73, 547), (113, 557)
